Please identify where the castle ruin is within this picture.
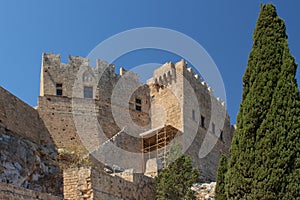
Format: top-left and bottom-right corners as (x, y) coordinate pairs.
(0, 52), (234, 199)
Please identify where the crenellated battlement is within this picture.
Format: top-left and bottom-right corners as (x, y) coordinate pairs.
(42, 53), (138, 80)
(43, 53), (90, 67)
(147, 59), (226, 108)
(182, 60), (226, 108)
(40, 53), (137, 99)
(42, 53), (61, 65)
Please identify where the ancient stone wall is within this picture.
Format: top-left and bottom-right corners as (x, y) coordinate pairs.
(40, 53), (150, 109)
(94, 129), (144, 172)
(38, 53), (150, 149)
(147, 60), (185, 131)
(37, 96), (82, 148)
(0, 87), (62, 196)
(0, 182), (62, 200)
(38, 53), (234, 181)
(38, 96), (149, 151)
(92, 168), (156, 200)
(181, 62), (234, 181)
(63, 167), (156, 200)
(147, 60), (234, 181)
(63, 168), (93, 200)
(0, 87), (55, 145)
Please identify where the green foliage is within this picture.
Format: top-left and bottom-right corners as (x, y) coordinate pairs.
(215, 155), (227, 200)
(155, 155), (199, 200)
(225, 3), (300, 199)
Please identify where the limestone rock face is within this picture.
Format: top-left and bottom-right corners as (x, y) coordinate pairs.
(0, 86), (62, 196)
(0, 127), (62, 196)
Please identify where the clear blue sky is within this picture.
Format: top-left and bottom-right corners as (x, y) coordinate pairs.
(0, 1), (299, 124)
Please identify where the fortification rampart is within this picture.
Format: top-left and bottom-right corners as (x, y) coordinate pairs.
(38, 53), (150, 149)
(0, 182), (62, 200)
(0, 87), (55, 145)
(147, 59), (234, 181)
(0, 87), (62, 196)
(38, 53), (234, 181)
(63, 167), (156, 200)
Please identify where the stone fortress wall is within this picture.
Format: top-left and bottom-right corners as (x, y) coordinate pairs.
(0, 51), (234, 200)
(0, 182), (62, 200)
(147, 59), (234, 180)
(38, 53), (150, 149)
(0, 84), (155, 200)
(63, 167), (155, 200)
(38, 53), (234, 181)
(0, 87), (62, 198)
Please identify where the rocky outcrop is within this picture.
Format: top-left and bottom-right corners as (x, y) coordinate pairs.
(0, 87), (62, 196)
(0, 127), (62, 196)
(192, 182), (216, 200)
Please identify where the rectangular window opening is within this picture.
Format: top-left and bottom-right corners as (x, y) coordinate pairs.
(56, 83), (63, 88)
(56, 89), (63, 96)
(135, 98), (142, 104)
(200, 115), (205, 128)
(84, 86), (93, 98)
(136, 105), (142, 112)
(56, 83), (63, 96)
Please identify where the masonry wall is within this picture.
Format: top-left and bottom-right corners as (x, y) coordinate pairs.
(38, 53), (150, 150)
(181, 62), (233, 181)
(38, 53), (234, 182)
(40, 53), (150, 110)
(147, 61), (185, 131)
(63, 168), (93, 200)
(38, 95), (150, 150)
(92, 171), (155, 200)
(147, 60), (234, 181)
(38, 96), (82, 148)
(63, 167), (156, 200)
(94, 129), (144, 172)
(0, 87), (55, 145)
(0, 182), (62, 200)
(0, 87), (62, 196)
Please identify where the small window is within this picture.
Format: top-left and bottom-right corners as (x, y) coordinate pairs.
(84, 86), (93, 98)
(136, 98), (142, 104)
(56, 83), (62, 88)
(151, 95), (155, 102)
(83, 75), (92, 82)
(192, 110), (195, 121)
(200, 115), (205, 128)
(136, 105), (142, 112)
(220, 130), (224, 141)
(56, 83), (63, 96)
(212, 122), (215, 134)
(56, 89), (63, 96)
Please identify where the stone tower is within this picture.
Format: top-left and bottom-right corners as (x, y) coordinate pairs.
(145, 59), (234, 180)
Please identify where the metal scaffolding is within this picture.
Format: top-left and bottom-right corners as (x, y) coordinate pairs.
(140, 125), (182, 170)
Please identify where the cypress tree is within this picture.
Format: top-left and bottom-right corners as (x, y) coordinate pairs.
(215, 155), (227, 200)
(226, 4), (300, 199)
(253, 27), (300, 200)
(226, 4), (281, 198)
